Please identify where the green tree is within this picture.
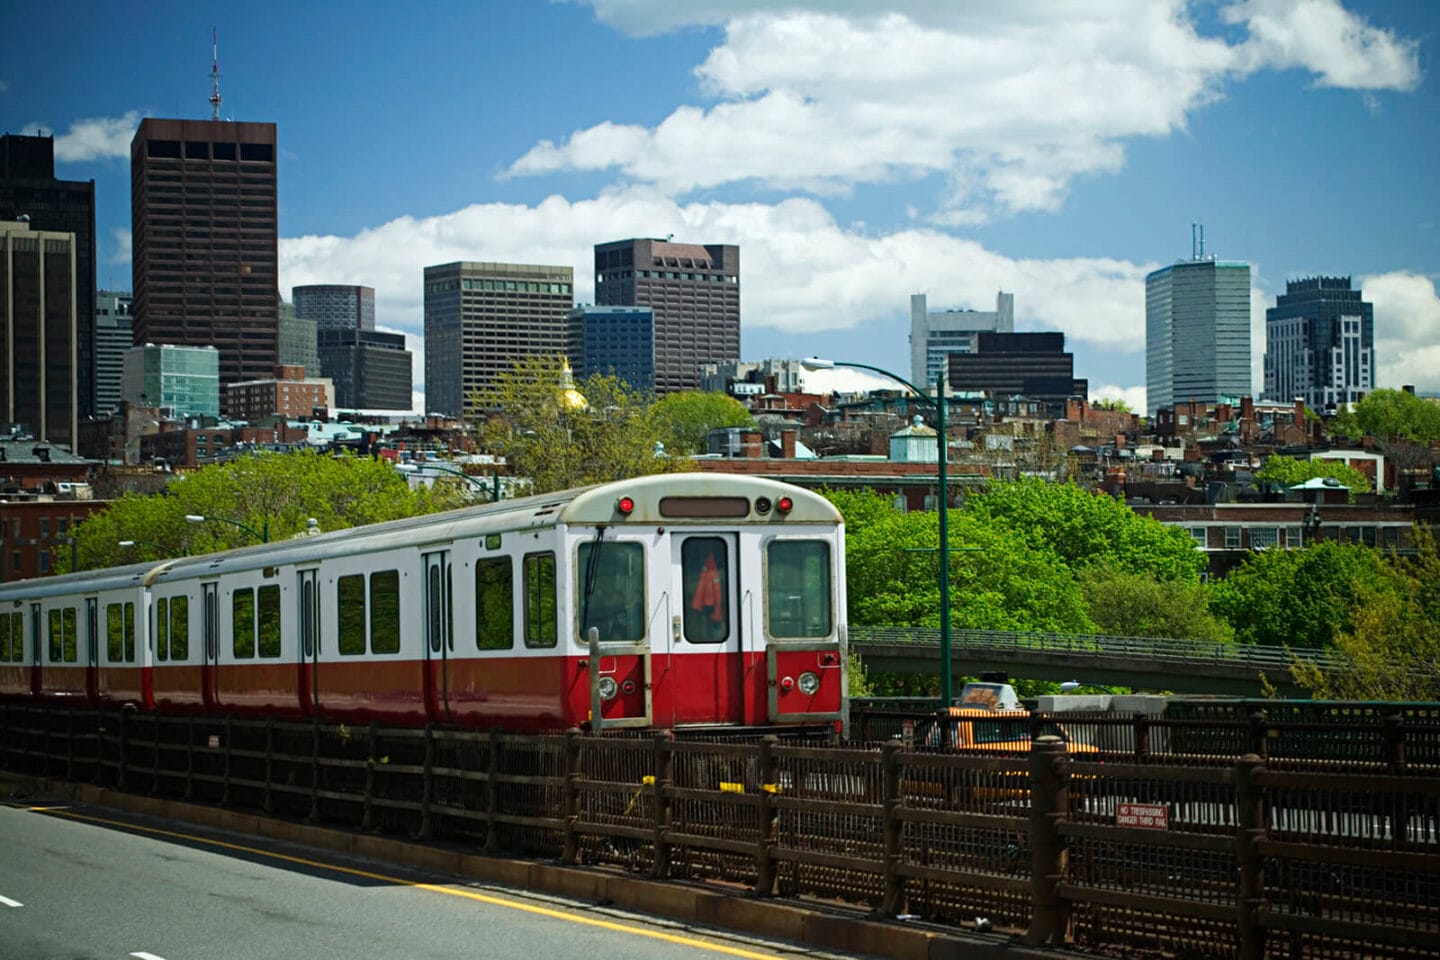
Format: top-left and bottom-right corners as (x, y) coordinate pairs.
(831, 490), (1092, 633)
(1210, 540), (1407, 648)
(1254, 454), (1372, 499)
(1092, 398), (1132, 412)
(1291, 526), (1440, 700)
(63, 451), (455, 571)
(1077, 562), (1232, 643)
(648, 391), (755, 455)
(1329, 387), (1440, 443)
(962, 477), (1206, 581)
(473, 355), (683, 495)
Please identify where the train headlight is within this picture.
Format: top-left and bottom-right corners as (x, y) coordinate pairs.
(797, 671), (820, 696)
(598, 677), (619, 701)
(754, 496), (772, 514)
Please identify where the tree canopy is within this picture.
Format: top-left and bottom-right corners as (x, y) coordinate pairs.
(1254, 454), (1372, 499)
(1290, 526), (1440, 700)
(1209, 540), (1407, 649)
(1078, 562), (1231, 643)
(63, 450), (457, 571)
(648, 391), (755, 455)
(1328, 388), (1440, 443)
(960, 477), (1207, 582)
(472, 355), (684, 495)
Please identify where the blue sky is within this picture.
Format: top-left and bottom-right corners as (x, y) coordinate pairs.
(4, 0), (1438, 412)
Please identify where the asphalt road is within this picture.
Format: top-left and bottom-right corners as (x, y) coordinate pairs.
(0, 799), (862, 960)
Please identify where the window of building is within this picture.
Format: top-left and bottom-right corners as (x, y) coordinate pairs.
(1250, 527), (1279, 550)
(1224, 527), (1241, 550)
(1187, 526), (1207, 548)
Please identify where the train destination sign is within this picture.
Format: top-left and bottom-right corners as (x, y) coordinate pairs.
(1116, 802), (1168, 830)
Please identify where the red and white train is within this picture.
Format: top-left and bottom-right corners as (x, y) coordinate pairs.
(0, 474), (848, 734)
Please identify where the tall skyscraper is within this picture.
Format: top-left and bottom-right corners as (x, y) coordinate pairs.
(1145, 249), (1251, 416)
(277, 300), (319, 377)
(95, 290), (134, 416)
(1, 221), (79, 445)
(1, 134), (97, 421)
(293, 283), (375, 331)
(423, 261), (574, 416)
(318, 329), (413, 410)
(910, 291), (1014, 388)
(130, 118), (279, 391)
(593, 238), (739, 395)
(1263, 277), (1374, 411)
(568, 305), (656, 393)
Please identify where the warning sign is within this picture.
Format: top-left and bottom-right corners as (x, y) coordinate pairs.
(1116, 802), (1168, 830)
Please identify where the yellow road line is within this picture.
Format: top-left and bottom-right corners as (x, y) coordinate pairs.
(26, 807), (786, 960)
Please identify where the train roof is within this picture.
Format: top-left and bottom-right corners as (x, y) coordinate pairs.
(0, 557), (179, 602)
(139, 473), (842, 583)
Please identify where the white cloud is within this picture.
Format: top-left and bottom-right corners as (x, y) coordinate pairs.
(108, 228), (132, 266)
(1089, 384), (1148, 414)
(1226, 0), (1421, 90)
(520, 3), (1417, 220)
(1363, 271), (1440, 393)
(281, 189), (1156, 368)
(29, 111), (142, 163)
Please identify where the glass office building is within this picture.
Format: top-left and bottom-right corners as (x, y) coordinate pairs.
(122, 343), (221, 420)
(1145, 258), (1251, 416)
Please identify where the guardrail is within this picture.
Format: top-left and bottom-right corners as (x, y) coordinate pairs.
(3, 702), (1437, 959)
(849, 625), (1354, 673)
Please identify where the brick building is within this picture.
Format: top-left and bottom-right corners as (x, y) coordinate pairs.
(224, 365), (331, 422)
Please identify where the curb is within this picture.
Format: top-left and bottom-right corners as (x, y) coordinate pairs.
(2, 773), (1056, 960)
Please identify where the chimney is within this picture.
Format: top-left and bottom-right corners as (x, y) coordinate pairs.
(780, 429), (797, 459)
(741, 430), (763, 458)
(1294, 397), (1305, 424)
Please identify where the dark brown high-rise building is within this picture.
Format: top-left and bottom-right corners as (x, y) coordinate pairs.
(593, 238), (739, 395)
(1, 134), (97, 425)
(130, 119), (279, 392)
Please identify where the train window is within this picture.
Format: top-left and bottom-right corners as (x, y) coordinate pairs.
(48, 609), (63, 661)
(370, 570), (400, 655)
(485, 534), (501, 550)
(257, 585), (281, 658)
(0, 612), (8, 661)
(764, 540), (833, 639)
(61, 608), (76, 662)
(171, 596), (189, 661)
(106, 604), (123, 662)
(233, 590), (256, 659)
(474, 557), (513, 650)
(523, 552), (557, 649)
(156, 599), (169, 661)
(577, 542), (644, 643)
(680, 538), (728, 644)
(337, 574), (366, 655)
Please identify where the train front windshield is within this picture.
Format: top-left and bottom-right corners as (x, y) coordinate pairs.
(577, 541), (645, 642)
(765, 540), (833, 638)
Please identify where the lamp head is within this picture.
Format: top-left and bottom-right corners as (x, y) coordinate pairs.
(184, 514), (205, 523)
(799, 357), (835, 371)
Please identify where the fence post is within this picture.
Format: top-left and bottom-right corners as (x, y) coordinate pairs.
(561, 729), (581, 865)
(1133, 713), (1150, 763)
(755, 736), (780, 898)
(307, 718), (320, 822)
(361, 721), (377, 832)
(184, 715), (195, 800)
(651, 731), (674, 880)
(878, 740), (905, 917)
(1025, 735), (1070, 947)
(484, 728), (502, 856)
(418, 722), (435, 840)
(1247, 710), (1268, 758)
(262, 718), (276, 815)
(221, 714), (234, 807)
(1383, 711), (1407, 774)
(1234, 754), (1267, 960)
(116, 708), (129, 792)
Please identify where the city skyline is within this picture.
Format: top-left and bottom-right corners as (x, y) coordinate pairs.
(4, 0), (1438, 414)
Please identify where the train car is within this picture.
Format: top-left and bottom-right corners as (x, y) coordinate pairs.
(0, 560), (167, 708)
(0, 474), (848, 735)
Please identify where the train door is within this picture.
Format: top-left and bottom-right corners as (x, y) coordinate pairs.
(669, 534), (744, 725)
(201, 582), (219, 709)
(297, 569), (320, 717)
(422, 551), (453, 723)
(28, 603), (41, 696)
(84, 598), (99, 703)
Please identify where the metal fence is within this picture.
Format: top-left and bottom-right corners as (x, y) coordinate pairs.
(2, 702), (1437, 960)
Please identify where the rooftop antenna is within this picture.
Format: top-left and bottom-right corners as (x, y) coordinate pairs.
(209, 27), (223, 121)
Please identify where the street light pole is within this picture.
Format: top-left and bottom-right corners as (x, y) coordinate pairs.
(185, 514), (269, 543)
(803, 357), (954, 707)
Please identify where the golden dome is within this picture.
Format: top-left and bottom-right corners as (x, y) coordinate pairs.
(558, 360), (589, 412)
